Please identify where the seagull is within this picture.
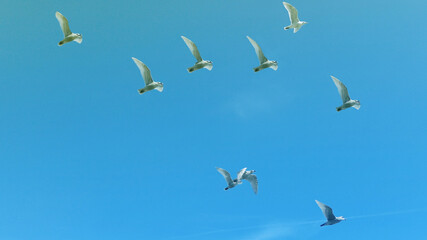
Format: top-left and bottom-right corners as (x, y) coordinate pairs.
(131, 57), (164, 95)
(315, 200), (346, 227)
(331, 76), (360, 111)
(247, 36), (278, 72)
(282, 2), (308, 33)
(181, 36), (213, 73)
(216, 167), (258, 194)
(237, 167), (258, 194)
(55, 11), (82, 46)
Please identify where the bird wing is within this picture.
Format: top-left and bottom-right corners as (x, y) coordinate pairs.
(247, 36), (267, 64)
(55, 11), (72, 37)
(237, 167), (247, 181)
(216, 167), (233, 186)
(132, 57), (153, 85)
(244, 174), (258, 194)
(331, 76), (351, 103)
(181, 36), (203, 62)
(283, 2), (300, 24)
(315, 200), (336, 221)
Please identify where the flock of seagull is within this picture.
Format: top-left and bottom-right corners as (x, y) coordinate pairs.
(55, 2), (359, 227)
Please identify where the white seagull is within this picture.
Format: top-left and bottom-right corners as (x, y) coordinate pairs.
(247, 36), (278, 72)
(331, 76), (360, 111)
(216, 167), (258, 194)
(237, 167), (258, 194)
(55, 11), (82, 46)
(181, 36), (213, 73)
(282, 2), (308, 33)
(131, 57), (164, 95)
(315, 200), (346, 227)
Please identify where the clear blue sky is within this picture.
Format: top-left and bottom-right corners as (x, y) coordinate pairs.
(0, 0), (426, 239)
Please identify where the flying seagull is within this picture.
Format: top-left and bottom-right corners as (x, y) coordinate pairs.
(55, 11), (82, 46)
(131, 57), (164, 95)
(315, 200), (345, 227)
(237, 167), (258, 194)
(282, 2), (307, 33)
(247, 36), (278, 72)
(331, 76), (360, 111)
(181, 36), (213, 73)
(216, 167), (258, 194)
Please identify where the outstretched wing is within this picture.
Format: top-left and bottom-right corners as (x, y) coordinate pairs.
(244, 174), (258, 194)
(315, 200), (336, 221)
(247, 36), (267, 64)
(237, 167), (247, 181)
(132, 57), (153, 85)
(55, 11), (72, 37)
(216, 167), (233, 186)
(181, 36), (203, 62)
(283, 2), (300, 24)
(331, 76), (350, 103)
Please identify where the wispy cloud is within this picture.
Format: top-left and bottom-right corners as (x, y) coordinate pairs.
(348, 208), (427, 220)
(247, 223), (293, 240)
(165, 220), (322, 240)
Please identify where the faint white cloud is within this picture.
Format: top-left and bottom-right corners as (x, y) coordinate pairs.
(248, 223), (293, 240)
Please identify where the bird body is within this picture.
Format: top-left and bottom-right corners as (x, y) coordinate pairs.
(247, 36), (277, 72)
(187, 60), (213, 73)
(132, 57), (164, 95)
(55, 11), (82, 46)
(282, 2), (307, 33)
(331, 76), (360, 111)
(315, 200), (345, 227)
(254, 61), (278, 72)
(181, 36), (213, 73)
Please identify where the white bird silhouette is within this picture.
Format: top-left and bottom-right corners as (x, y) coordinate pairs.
(331, 76), (360, 111)
(247, 36), (278, 72)
(216, 167), (257, 194)
(55, 12), (82, 46)
(237, 167), (258, 194)
(181, 36), (213, 73)
(131, 57), (164, 95)
(282, 2), (308, 33)
(315, 200), (346, 227)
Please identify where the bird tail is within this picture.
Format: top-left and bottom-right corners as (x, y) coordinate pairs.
(187, 67), (195, 73)
(138, 88), (146, 95)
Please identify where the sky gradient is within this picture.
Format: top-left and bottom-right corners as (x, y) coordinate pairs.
(0, 0), (426, 239)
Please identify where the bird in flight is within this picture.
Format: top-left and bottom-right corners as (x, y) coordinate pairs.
(181, 36), (213, 73)
(315, 200), (346, 227)
(247, 36), (278, 72)
(282, 2), (308, 33)
(331, 76), (360, 111)
(216, 167), (258, 194)
(55, 12), (82, 46)
(131, 57), (164, 95)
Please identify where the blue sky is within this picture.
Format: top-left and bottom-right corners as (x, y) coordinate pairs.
(0, 0), (426, 239)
